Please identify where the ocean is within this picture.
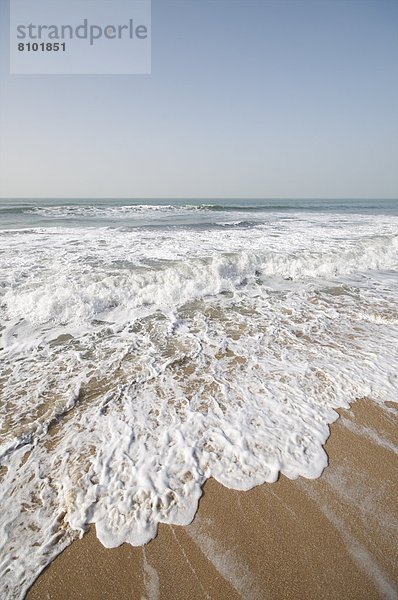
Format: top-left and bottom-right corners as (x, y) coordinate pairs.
(0, 198), (397, 598)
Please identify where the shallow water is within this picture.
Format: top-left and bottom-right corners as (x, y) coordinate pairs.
(0, 198), (397, 598)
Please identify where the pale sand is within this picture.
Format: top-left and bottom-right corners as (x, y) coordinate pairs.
(27, 399), (398, 600)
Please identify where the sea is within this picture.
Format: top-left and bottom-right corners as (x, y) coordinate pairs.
(0, 198), (397, 598)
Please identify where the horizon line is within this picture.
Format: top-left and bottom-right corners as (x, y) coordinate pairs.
(1, 196), (397, 201)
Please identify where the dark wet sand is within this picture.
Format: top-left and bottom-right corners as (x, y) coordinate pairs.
(27, 398), (398, 600)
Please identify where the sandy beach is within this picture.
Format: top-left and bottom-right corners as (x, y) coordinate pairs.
(27, 398), (398, 600)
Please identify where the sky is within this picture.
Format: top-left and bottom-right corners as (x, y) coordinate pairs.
(0, 0), (397, 199)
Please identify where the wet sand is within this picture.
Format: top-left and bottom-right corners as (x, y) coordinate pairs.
(27, 398), (398, 600)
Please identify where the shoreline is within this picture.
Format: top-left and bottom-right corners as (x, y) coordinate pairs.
(27, 398), (398, 599)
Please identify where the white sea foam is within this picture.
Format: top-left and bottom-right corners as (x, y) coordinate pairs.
(26, 204), (180, 217)
(24, 203), (225, 218)
(0, 207), (397, 598)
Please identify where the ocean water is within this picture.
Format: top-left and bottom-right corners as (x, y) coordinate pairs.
(0, 198), (397, 598)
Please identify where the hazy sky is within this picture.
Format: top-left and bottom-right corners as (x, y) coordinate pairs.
(0, 0), (397, 199)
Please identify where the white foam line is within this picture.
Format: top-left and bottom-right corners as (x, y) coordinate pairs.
(169, 525), (212, 600)
(186, 515), (265, 600)
(142, 547), (160, 600)
(299, 482), (398, 599)
(340, 416), (398, 454)
(322, 466), (398, 537)
(260, 486), (298, 519)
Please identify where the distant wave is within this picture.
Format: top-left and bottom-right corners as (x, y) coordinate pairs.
(18, 203), (348, 217)
(19, 203), (274, 220)
(23, 203), (267, 217)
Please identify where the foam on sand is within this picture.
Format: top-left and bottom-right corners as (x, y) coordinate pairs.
(0, 208), (397, 598)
